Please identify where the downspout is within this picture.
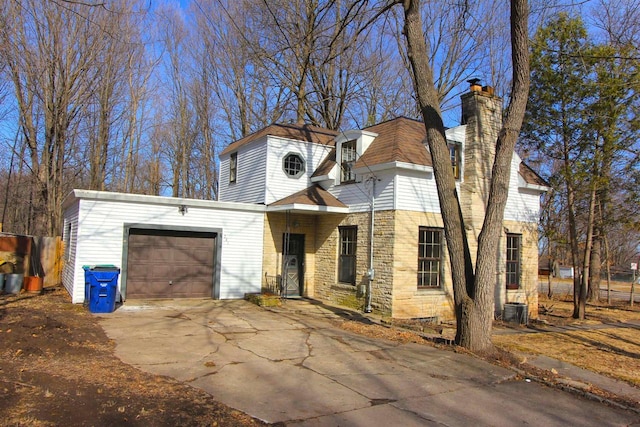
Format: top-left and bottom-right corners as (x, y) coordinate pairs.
(365, 177), (375, 313)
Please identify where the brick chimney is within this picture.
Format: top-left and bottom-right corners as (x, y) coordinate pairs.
(460, 80), (503, 265)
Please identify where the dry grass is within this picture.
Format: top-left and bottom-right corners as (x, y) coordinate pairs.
(493, 294), (640, 387)
(0, 287), (267, 426)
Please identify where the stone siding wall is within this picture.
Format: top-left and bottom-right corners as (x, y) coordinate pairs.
(496, 220), (540, 319)
(314, 215), (344, 301)
(313, 211), (398, 317)
(264, 209), (539, 321)
(391, 211), (455, 321)
(314, 213), (375, 312)
(369, 210), (395, 317)
(262, 212), (322, 297)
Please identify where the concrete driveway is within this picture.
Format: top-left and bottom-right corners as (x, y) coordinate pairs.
(99, 299), (639, 426)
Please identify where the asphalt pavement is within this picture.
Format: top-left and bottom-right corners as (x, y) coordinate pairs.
(98, 299), (640, 426)
(539, 280), (640, 303)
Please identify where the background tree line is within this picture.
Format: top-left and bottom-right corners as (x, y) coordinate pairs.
(0, 1), (638, 299)
(0, 0), (518, 236)
(520, 5), (640, 316)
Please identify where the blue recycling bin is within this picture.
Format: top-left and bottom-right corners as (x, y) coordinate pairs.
(83, 265), (120, 313)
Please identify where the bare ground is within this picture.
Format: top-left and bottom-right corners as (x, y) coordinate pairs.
(2, 285), (639, 425)
(0, 287), (270, 427)
(493, 294), (640, 388)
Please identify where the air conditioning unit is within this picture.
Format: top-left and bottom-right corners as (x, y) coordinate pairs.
(503, 303), (528, 324)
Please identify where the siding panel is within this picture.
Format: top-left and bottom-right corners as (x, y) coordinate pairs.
(63, 192), (265, 303)
(265, 137), (333, 204)
(504, 156), (543, 223)
(396, 171), (441, 213)
(61, 203), (79, 299)
(218, 142), (268, 203)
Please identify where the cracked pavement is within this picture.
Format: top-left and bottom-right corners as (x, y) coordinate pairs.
(99, 299), (640, 426)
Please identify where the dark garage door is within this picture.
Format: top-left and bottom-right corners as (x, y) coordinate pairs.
(125, 229), (217, 299)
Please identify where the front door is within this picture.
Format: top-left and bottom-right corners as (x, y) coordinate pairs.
(282, 233), (304, 297)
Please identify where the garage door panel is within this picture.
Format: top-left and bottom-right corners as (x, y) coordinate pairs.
(133, 281), (170, 298)
(171, 282), (211, 298)
(173, 250), (197, 264)
(126, 229), (216, 299)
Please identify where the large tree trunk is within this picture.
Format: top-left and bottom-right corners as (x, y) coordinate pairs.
(402, 0), (530, 352)
(576, 184), (597, 319)
(589, 234), (602, 302)
(402, 0), (473, 346)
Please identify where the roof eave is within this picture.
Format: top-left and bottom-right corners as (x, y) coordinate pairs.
(267, 204), (349, 214)
(311, 175), (331, 183)
(63, 189), (267, 212)
(353, 161), (433, 174)
(519, 183), (550, 193)
(220, 134), (268, 157)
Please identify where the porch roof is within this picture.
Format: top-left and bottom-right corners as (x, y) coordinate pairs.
(267, 185), (349, 214)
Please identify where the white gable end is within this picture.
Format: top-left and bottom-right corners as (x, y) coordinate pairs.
(504, 154), (546, 223)
(219, 139), (268, 204)
(264, 136), (333, 205)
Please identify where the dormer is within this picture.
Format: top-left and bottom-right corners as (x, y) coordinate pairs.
(334, 129), (378, 184)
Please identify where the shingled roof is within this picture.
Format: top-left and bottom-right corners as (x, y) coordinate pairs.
(357, 117), (432, 168)
(222, 117), (547, 189)
(269, 185), (347, 209)
(519, 162), (549, 187)
(220, 123), (338, 156)
(311, 117), (432, 178)
(311, 148), (337, 178)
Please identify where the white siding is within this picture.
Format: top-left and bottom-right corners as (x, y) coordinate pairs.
(218, 141), (268, 203)
(62, 191), (265, 304)
(61, 202), (79, 297)
(323, 171), (395, 213)
(373, 172), (396, 211)
(504, 156), (543, 223)
(396, 170), (441, 213)
(264, 137), (333, 204)
(327, 182), (370, 212)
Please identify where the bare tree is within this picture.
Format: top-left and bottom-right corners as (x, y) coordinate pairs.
(0, 0), (109, 235)
(401, 0), (530, 351)
(155, 5), (197, 198)
(120, 44), (157, 194)
(84, 4), (133, 191)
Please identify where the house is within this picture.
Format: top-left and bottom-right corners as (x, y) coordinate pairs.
(61, 82), (547, 322)
(218, 82), (548, 320)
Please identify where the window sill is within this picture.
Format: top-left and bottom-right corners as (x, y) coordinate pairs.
(330, 282), (358, 292)
(416, 287), (445, 293)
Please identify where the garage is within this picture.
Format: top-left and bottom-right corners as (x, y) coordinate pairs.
(61, 189), (266, 305)
(125, 228), (217, 299)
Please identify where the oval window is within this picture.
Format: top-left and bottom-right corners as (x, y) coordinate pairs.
(283, 153), (305, 178)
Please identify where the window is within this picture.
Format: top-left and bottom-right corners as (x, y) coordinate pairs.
(449, 143), (461, 179)
(506, 234), (521, 289)
(338, 226), (357, 284)
(340, 140), (357, 183)
(283, 153), (305, 178)
(418, 227), (443, 288)
(229, 152), (237, 183)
